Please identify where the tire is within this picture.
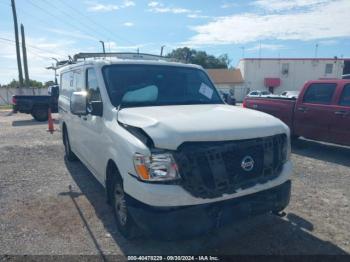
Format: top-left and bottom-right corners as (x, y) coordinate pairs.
(109, 171), (137, 239)
(31, 107), (48, 122)
(63, 128), (77, 161)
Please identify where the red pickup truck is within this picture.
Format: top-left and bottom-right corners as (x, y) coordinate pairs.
(243, 80), (350, 146)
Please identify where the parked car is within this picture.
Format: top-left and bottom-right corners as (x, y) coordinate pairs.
(12, 85), (59, 121)
(59, 57), (292, 239)
(247, 90), (272, 98)
(280, 91), (299, 99)
(244, 80), (350, 146)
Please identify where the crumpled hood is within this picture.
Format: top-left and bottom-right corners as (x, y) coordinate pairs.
(118, 104), (289, 150)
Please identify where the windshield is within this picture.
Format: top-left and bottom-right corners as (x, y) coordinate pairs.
(102, 65), (223, 108)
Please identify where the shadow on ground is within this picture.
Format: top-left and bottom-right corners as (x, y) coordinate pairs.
(12, 119), (59, 127)
(292, 138), (350, 167)
(62, 159), (348, 256)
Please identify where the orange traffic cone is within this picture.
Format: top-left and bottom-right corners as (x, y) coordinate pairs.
(47, 108), (55, 134)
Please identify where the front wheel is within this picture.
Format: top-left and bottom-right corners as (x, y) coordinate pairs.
(110, 174), (137, 239)
(63, 128), (77, 161)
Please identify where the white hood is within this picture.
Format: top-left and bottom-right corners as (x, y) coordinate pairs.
(118, 104), (289, 150)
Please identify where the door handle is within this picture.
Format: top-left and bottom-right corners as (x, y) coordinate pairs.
(297, 107), (308, 112)
(252, 104), (258, 109)
(334, 111), (347, 116)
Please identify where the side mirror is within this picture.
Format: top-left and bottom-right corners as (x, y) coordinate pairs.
(70, 91), (87, 115)
(87, 101), (103, 117)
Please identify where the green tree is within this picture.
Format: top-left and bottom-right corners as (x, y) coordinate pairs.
(29, 79), (43, 88)
(167, 47), (230, 69)
(7, 79), (20, 88)
(3, 79), (44, 88)
(44, 81), (55, 88)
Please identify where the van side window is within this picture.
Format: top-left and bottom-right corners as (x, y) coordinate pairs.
(87, 68), (102, 102)
(74, 70), (84, 92)
(61, 71), (74, 98)
(339, 84), (350, 107)
(303, 83), (336, 104)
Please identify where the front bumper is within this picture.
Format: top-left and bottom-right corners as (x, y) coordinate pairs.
(127, 180), (291, 238)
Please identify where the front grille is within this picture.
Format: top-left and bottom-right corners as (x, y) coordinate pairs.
(174, 134), (287, 199)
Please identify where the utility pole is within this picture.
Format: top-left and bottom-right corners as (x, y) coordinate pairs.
(258, 41), (262, 59)
(99, 41), (105, 54)
(51, 58), (59, 84)
(21, 24), (30, 89)
(240, 46), (245, 59)
(315, 43), (319, 58)
(160, 45), (166, 57)
(11, 0), (24, 93)
(46, 64), (58, 85)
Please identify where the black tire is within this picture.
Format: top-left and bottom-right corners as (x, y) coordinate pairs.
(109, 171), (137, 239)
(63, 127), (77, 161)
(31, 107), (48, 122)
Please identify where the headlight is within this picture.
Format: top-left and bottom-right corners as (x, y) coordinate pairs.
(133, 152), (180, 182)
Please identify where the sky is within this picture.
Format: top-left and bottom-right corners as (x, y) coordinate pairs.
(0, 0), (350, 84)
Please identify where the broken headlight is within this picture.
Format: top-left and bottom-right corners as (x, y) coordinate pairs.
(133, 152), (180, 182)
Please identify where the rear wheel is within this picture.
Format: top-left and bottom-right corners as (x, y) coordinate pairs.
(109, 170), (137, 239)
(63, 128), (77, 161)
(31, 106), (48, 122)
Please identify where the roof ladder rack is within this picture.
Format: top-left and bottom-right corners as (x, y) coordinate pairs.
(73, 52), (177, 62)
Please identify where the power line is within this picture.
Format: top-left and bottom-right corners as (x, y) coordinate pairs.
(39, 0), (108, 41)
(55, 0), (136, 45)
(0, 40), (52, 72)
(0, 37), (61, 59)
(26, 0), (99, 42)
(43, 0), (135, 45)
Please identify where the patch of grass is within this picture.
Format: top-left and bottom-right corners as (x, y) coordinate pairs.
(0, 105), (13, 110)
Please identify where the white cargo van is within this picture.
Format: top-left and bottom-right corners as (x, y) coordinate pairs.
(58, 53), (292, 238)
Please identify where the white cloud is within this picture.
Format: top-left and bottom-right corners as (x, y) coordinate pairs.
(45, 28), (98, 41)
(252, 0), (329, 12)
(87, 3), (119, 12)
(123, 0), (135, 7)
(221, 2), (238, 9)
(87, 0), (135, 12)
(187, 14), (211, 19)
(104, 41), (156, 52)
(319, 39), (338, 46)
(187, 0), (350, 46)
(148, 1), (160, 8)
(0, 32), (80, 84)
(123, 22), (134, 27)
(247, 43), (286, 52)
(147, 1), (200, 15)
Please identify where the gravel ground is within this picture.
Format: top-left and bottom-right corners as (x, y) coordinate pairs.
(0, 112), (349, 256)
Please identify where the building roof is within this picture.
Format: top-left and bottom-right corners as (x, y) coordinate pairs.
(240, 57), (349, 62)
(207, 69), (243, 84)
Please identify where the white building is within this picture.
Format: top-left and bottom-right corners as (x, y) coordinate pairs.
(237, 58), (348, 94)
(206, 69), (246, 101)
